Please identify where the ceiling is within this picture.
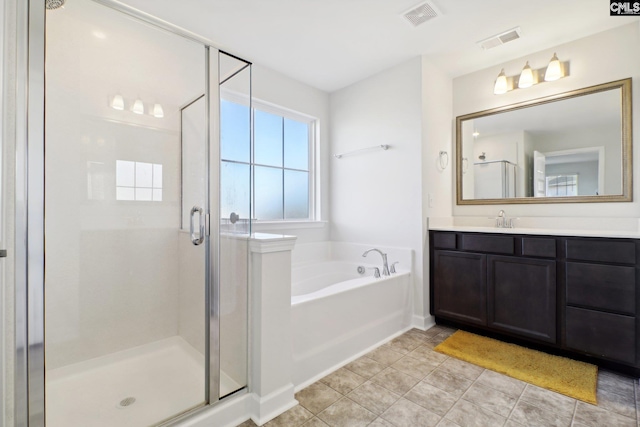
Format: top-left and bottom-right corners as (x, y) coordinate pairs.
(110, 0), (637, 92)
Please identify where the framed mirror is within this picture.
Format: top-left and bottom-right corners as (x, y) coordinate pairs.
(456, 78), (632, 205)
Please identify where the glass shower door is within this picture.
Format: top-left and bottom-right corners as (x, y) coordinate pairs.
(44, 1), (210, 425)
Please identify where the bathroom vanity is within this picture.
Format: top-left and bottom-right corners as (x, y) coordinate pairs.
(429, 229), (640, 375)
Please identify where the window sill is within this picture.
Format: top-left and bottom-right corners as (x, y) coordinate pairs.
(252, 220), (327, 231)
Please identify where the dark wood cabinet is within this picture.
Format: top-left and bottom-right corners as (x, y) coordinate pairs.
(430, 230), (640, 374)
(433, 251), (487, 326)
(487, 256), (556, 343)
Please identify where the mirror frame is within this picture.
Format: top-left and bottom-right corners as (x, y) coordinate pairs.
(456, 78), (633, 205)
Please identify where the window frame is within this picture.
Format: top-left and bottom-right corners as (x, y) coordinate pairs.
(221, 89), (318, 222)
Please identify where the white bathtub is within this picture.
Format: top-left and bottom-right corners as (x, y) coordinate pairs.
(291, 242), (413, 389)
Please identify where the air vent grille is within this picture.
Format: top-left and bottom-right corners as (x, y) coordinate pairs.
(403, 2), (439, 27)
(477, 27), (522, 50)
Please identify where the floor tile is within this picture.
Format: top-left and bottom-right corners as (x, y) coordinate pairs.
(392, 355), (437, 379)
(444, 399), (507, 427)
(436, 419), (461, 427)
(461, 382), (517, 418)
(438, 357), (484, 381)
(597, 385), (637, 419)
(598, 370), (636, 397)
(384, 333), (425, 354)
(509, 400), (572, 427)
(475, 369), (527, 397)
(296, 382), (343, 415)
(264, 404), (314, 427)
(368, 418), (395, 427)
(343, 356), (385, 379)
(301, 417), (329, 427)
(370, 367), (421, 395)
(519, 384), (576, 419)
(504, 420), (525, 427)
(423, 368), (473, 398)
(320, 367), (366, 395)
(381, 397), (441, 427)
(346, 381), (400, 415)
(367, 346), (405, 366)
(573, 401), (636, 427)
(408, 344), (448, 366)
(404, 381), (458, 416)
(316, 397), (376, 427)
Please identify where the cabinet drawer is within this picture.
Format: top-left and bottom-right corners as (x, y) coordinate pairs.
(460, 234), (514, 255)
(566, 239), (636, 264)
(433, 232), (456, 249)
(566, 263), (636, 315)
(521, 237), (556, 258)
(565, 307), (635, 365)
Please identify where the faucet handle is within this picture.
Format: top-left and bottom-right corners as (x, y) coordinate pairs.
(390, 262), (399, 274)
(508, 218), (520, 228)
(368, 267), (381, 278)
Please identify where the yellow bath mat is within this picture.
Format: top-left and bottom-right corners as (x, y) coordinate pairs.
(434, 330), (597, 404)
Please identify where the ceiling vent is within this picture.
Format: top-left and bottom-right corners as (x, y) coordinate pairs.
(403, 2), (439, 27)
(477, 27), (522, 50)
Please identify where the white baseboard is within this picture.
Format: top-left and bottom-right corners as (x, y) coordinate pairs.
(249, 383), (298, 426)
(412, 314), (435, 330)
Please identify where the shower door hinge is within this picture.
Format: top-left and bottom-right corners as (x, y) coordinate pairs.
(205, 214), (210, 236)
(0, 249), (6, 257)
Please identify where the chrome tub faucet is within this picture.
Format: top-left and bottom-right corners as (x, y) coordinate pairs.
(362, 248), (390, 276)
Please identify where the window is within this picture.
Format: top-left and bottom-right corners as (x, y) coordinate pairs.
(116, 160), (163, 201)
(220, 98), (315, 221)
(546, 174), (578, 197)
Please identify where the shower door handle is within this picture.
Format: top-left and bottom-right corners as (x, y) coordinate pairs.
(190, 206), (205, 245)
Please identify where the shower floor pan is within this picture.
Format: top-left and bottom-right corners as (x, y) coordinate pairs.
(46, 336), (242, 427)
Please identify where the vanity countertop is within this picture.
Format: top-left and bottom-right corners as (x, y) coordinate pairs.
(428, 224), (640, 239)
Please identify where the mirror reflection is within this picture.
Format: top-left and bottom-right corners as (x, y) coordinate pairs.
(457, 79), (632, 204)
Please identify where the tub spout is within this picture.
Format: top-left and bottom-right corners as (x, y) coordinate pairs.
(362, 248), (390, 276)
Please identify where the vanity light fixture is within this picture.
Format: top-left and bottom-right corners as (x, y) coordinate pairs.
(494, 53), (567, 95)
(518, 62), (534, 89)
(472, 130), (480, 138)
(132, 98), (145, 115)
(438, 151), (449, 169)
(493, 69), (508, 95)
(111, 94), (124, 110)
(152, 103), (164, 118)
(544, 52), (563, 82)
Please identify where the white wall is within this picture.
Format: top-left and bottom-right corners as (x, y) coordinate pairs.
(453, 22), (640, 218)
(329, 57), (427, 325)
(421, 58), (454, 324)
(251, 65), (331, 243)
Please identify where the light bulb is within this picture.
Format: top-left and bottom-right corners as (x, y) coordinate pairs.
(493, 69), (508, 95)
(111, 95), (124, 110)
(518, 62), (534, 89)
(152, 103), (164, 118)
(132, 99), (144, 115)
(544, 53), (562, 82)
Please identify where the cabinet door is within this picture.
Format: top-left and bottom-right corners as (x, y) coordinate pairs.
(434, 250), (487, 326)
(487, 256), (556, 343)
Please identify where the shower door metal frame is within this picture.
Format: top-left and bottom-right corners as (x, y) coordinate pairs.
(14, 0), (248, 425)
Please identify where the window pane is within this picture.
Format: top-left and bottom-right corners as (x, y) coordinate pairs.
(284, 170), (309, 219)
(116, 187), (134, 201)
(136, 162), (153, 188)
(153, 164), (163, 188)
(135, 188), (153, 201)
(284, 119), (309, 170)
(116, 160), (134, 187)
(221, 161), (251, 220)
(254, 166), (283, 220)
(221, 99), (250, 163)
(254, 110), (283, 167)
(152, 189), (163, 201)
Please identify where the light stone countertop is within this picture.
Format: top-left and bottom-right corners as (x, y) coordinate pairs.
(428, 217), (640, 239)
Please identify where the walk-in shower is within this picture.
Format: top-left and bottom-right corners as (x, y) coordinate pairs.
(17, 0), (252, 425)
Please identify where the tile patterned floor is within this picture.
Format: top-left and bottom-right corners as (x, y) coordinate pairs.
(237, 326), (640, 427)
